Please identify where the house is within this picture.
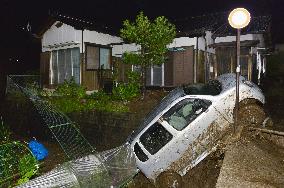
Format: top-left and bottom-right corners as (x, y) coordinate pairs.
(39, 13), (123, 90)
(112, 13), (271, 87)
(39, 12), (271, 90)
(178, 13), (271, 84)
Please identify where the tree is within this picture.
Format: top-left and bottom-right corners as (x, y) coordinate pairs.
(120, 12), (176, 96)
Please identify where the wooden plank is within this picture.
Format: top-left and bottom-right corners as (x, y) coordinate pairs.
(40, 52), (51, 87)
(197, 50), (205, 83)
(183, 46), (194, 85)
(173, 50), (184, 86)
(164, 51), (174, 86)
(81, 54), (99, 91)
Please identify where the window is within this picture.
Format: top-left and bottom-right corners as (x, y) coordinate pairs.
(85, 44), (111, 70)
(140, 122), (173, 155)
(163, 99), (211, 131)
(183, 80), (222, 96)
(134, 143), (148, 162)
(51, 48), (80, 85)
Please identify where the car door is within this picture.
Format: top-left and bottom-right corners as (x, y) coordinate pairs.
(159, 98), (217, 175)
(134, 98), (216, 179)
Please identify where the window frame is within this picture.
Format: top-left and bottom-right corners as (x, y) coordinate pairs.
(85, 42), (112, 71)
(50, 47), (81, 85)
(163, 98), (212, 131)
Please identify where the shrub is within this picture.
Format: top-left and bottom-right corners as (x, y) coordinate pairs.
(0, 117), (11, 144)
(48, 97), (85, 114)
(112, 71), (141, 101)
(54, 78), (86, 98)
(16, 154), (38, 185)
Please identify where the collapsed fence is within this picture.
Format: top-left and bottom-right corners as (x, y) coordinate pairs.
(5, 75), (138, 187)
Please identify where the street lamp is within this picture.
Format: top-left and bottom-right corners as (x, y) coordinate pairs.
(228, 8), (251, 132)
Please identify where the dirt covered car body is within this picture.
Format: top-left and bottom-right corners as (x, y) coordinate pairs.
(129, 73), (265, 181)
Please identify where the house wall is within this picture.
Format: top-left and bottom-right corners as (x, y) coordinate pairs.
(42, 22), (122, 53)
(42, 23), (81, 52)
(41, 21), (123, 90)
(40, 52), (51, 87)
(112, 43), (140, 57)
(252, 34), (265, 47)
(197, 32), (215, 54)
(215, 34), (254, 44)
(112, 37), (201, 57)
(167, 37), (196, 49)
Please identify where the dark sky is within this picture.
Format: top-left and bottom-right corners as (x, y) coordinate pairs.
(1, 0), (283, 71)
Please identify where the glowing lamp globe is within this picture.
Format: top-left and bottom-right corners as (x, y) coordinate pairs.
(228, 8), (251, 29)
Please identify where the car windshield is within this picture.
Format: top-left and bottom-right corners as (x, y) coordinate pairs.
(140, 122), (173, 155)
(183, 80), (222, 96)
(163, 99), (211, 131)
(127, 87), (185, 142)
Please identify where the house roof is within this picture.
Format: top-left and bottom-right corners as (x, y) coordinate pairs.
(38, 11), (271, 40)
(175, 12), (271, 38)
(37, 11), (118, 37)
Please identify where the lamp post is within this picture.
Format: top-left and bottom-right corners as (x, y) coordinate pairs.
(228, 8), (251, 132)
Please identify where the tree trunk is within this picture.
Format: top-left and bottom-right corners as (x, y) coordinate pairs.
(141, 49), (147, 99)
(141, 65), (147, 99)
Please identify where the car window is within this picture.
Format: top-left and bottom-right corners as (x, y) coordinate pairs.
(140, 122), (173, 155)
(163, 99), (211, 131)
(134, 143), (149, 162)
(183, 80), (222, 96)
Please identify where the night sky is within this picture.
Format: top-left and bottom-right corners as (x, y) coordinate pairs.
(1, 0), (283, 72)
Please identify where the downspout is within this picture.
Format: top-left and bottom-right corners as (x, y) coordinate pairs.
(80, 29), (84, 85)
(194, 37), (198, 83)
(204, 34), (208, 82)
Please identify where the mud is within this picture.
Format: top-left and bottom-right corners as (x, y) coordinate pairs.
(238, 103), (266, 127)
(167, 120), (230, 174)
(216, 135), (284, 187)
(127, 150), (225, 188)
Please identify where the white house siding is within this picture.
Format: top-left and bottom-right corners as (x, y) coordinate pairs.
(167, 37), (197, 49)
(82, 30), (122, 52)
(42, 22), (122, 53)
(215, 34), (254, 43)
(112, 43), (141, 57)
(42, 22), (81, 52)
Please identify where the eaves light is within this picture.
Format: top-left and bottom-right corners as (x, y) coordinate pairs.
(228, 8), (251, 29)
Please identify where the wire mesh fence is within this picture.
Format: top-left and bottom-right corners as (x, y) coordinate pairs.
(6, 75), (138, 187)
(7, 75), (96, 159)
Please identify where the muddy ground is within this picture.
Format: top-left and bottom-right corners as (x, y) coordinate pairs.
(216, 135), (284, 187)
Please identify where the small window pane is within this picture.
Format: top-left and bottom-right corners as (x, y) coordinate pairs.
(65, 49), (72, 81)
(100, 48), (110, 69)
(71, 48), (80, 84)
(86, 45), (99, 70)
(140, 122), (173, 155)
(153, 66), (162, 86)
(58, 49), (66, 83)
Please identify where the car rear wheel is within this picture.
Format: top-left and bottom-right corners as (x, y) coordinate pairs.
(238, 104), (266, 127)
(155, 171), (183, 188)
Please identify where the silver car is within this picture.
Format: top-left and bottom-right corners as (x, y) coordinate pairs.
(129, 73), (265, 183)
